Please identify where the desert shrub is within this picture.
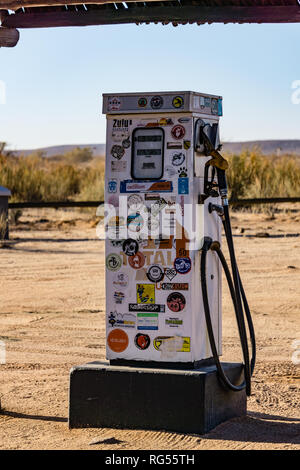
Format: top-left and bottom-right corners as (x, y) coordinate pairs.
(225, 149), (300, 200)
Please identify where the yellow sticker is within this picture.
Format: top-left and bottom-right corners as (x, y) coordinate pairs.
(153, 336), (190, 352)
(137, 284), (155, 304)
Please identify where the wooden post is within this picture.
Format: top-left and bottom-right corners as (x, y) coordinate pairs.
(0, 25), (19, 47)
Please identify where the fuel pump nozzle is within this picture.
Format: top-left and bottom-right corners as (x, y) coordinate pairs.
(197, 123), (256, 397)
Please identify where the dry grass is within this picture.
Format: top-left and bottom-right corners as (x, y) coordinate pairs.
(0, 144), (299, 204)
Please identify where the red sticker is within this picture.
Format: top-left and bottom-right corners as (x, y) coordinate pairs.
(107, 329), (129, 353)
(171, 125), (185, 140)
(128, 252), (145, 269)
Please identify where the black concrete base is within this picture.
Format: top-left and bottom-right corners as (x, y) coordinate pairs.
(69, 361), (246, 435)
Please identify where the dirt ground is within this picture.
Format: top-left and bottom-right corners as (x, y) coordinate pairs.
(0, 206), (299, 450)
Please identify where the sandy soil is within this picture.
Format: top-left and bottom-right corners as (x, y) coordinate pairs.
(0, 206), (299, 450)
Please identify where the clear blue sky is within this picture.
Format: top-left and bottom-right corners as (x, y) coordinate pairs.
(0, 21), (300, 150)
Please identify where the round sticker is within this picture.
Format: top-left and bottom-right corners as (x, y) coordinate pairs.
(135, 333), (150, 351)
(171, 125), (185, 140)
(174, 257), (192, 274)
(111, 145), (125, 160)
(167, 292), (186, 312)
(150, 95), (163, 109)
(106, 253), (122, 272)
(147, 265), (164, 283)
(171, 151), (185, 166)
(138, 97), (147, 108)
(127, 194), (144, 210)
(128, 252), (145, 270)
(107, 329), (129, 353)
(113, 271), (129, 288)
(123, 238), (139, 257)
(172, 96), (184, 109)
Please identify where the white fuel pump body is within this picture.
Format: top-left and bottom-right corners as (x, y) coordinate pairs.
(103, 91), (223, 366)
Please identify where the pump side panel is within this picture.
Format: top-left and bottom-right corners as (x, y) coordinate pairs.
(105, 113), (196, 363)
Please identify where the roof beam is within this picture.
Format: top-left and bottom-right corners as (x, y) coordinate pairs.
(2, 5), (300, 29)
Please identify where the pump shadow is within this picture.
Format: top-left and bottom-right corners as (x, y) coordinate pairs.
(204, 411), (300, 445)
(1, 410), (67, 423)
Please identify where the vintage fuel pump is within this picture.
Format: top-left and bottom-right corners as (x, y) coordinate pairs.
(69, 91), (256, 433)
(103, 91), (255, 394)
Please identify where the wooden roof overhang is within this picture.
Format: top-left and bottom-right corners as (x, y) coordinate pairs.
(0, 1), (300, 46)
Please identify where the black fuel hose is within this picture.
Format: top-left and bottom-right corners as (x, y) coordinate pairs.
(200, 175), (256, 396)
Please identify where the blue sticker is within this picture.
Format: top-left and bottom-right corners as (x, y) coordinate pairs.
(108, 179), (118, 193)
(178, 177), (189, 195)
(218, 98), (223, 116)
(174, 257), (192, 274)
(120, 180), (173, 193)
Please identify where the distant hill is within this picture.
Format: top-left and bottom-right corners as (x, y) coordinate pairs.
(222, 140), (300, 155)
(13, 144), (105, 158)
(11, 140), (300, 157)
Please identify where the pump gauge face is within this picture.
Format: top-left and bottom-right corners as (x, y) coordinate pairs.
(132, 128), (164, 180)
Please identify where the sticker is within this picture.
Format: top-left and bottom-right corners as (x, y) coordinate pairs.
(106, 216), (125, 228)
(178, 167), (188, 178)
(111, 145), (125, 160)
(174, 257), (192, 274)
(137, 313), (159, 331)
(109, 239), (125, 249)
(147, 265), (164, 283)
(112, 118), (132, 131)
(108, 179), (118, 193)
(107, 328), (129, 352)
(138, 97), (147, 108)
(150, 95), (163, 109)
(113, 272), (129, 288)
(128, 252), (145, 269)
(178, 117), (190, 123)
(150, 198), (168, 217)
(160, 283), (189, 290)
(112, 130), (129, 142)
(106, 253), (122, 271)
(171, 151), (185, 167)
(172, 96), (184, 109)
(171, 125), (185, 140)
(122, 238), (139, 257)
(113, 291), (125, 304)
(165, 317), (183, 328)
(122, 138), (131, 149)
(129, 303), (165, 313)
(127, 213), (144, 232)
(128, 194), (144, 210)
(167, 142), (182, 150)
(111, 161), (127, 172)
(183, 140), (191, 150)
(137, 284), (155, 304)
(164, 268), (177, 281)
(135, 333), (151, 350)
(108, 195), (119, 207)
(107, 96), (122, 112)
(108, 312), (135, 328)
(120, 180), (173, 194)
(211, 98), (218, 115)
(167, 292), (186, 312)
(153, 336), (190, 352)
(178, 177), (189, 195)
(164, 166), (176, 178)
(158, 118), (174, 126)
